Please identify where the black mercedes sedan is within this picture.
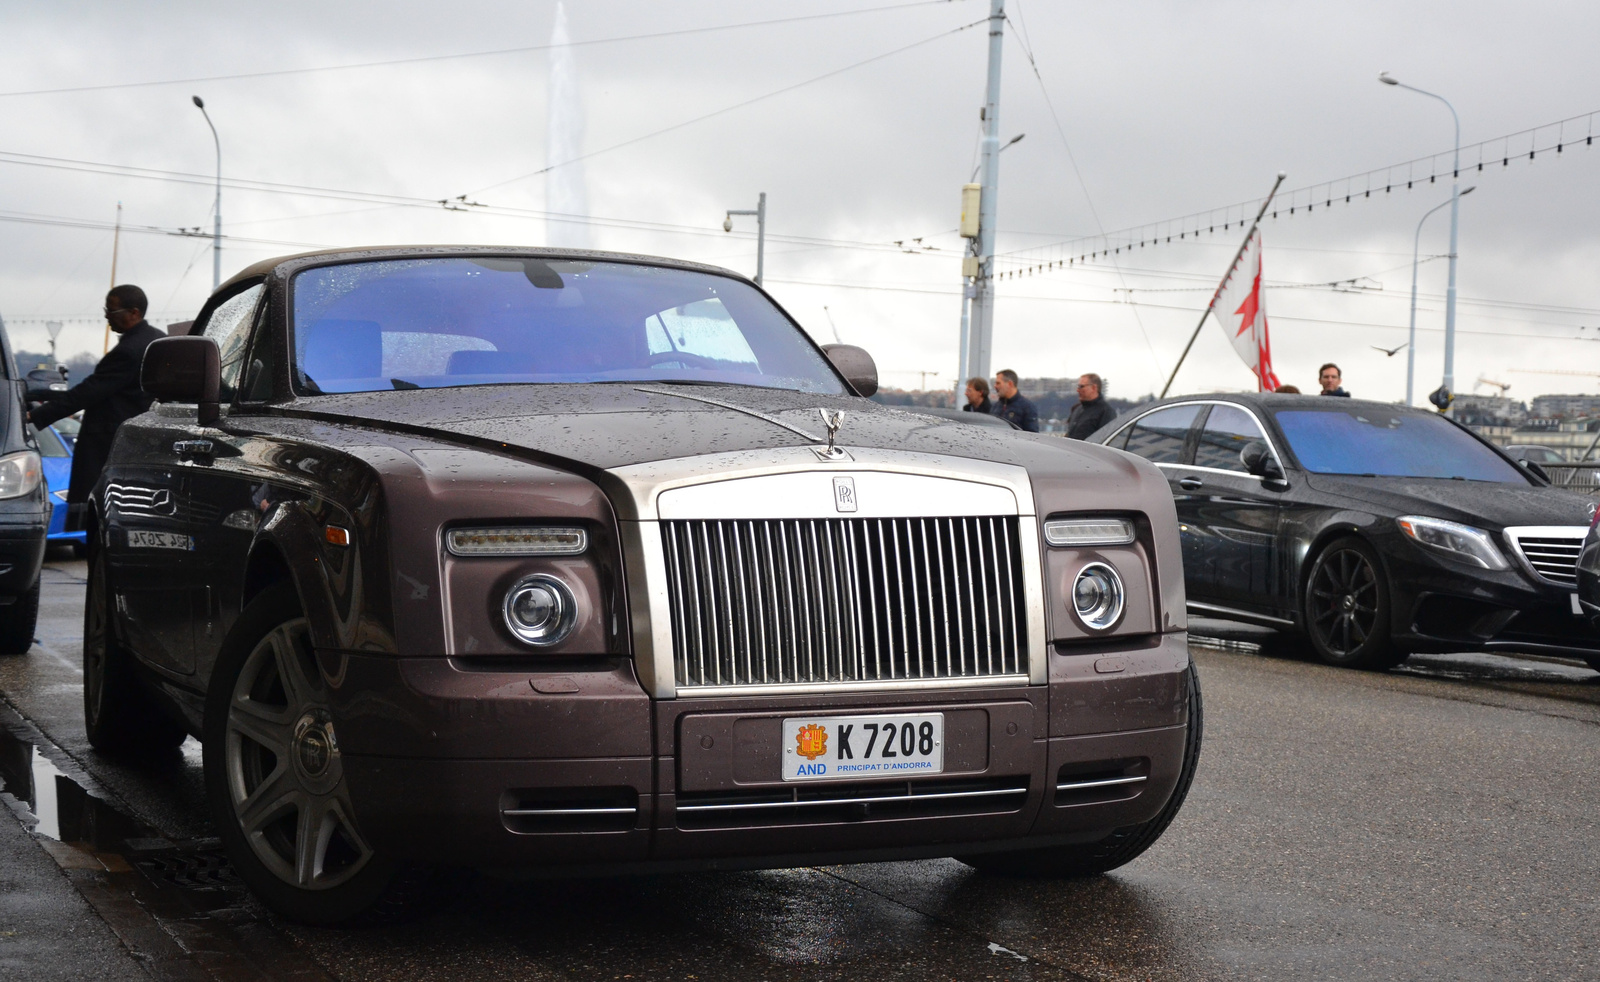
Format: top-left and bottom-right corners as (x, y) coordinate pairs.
(1090, 393), (1600, 671)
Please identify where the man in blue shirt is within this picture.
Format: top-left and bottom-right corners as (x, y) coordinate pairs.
(991, 369), (1039, 432)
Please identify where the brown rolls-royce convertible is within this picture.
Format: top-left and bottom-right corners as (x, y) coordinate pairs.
(87, 246), (1200, 923)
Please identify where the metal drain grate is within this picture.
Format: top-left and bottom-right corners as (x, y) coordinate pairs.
(132, 848), (244, 894)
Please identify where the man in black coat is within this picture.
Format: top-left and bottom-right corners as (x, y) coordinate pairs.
(1065, 373), (1117, 440)
(991, 369), (1040, 432)
(28, 285), (163, 529)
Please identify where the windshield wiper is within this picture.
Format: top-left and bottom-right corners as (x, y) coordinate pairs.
(391, 378), (422, 390)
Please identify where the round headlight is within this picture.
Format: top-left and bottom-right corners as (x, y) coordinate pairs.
(502, 574), (576, 646)
(1072, 562), (1124, 631)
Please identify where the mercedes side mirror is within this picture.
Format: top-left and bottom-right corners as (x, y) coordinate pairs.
(1522, 460), (1551, 484)
(1241, 440), (1287, 485)
(822, 343), (878, 398)
(142, 336), (221, 425)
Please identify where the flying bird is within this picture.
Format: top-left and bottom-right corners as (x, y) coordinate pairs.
(1371, 343), (1409, 357)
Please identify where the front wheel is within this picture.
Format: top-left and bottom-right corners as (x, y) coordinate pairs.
(957, 658), (1203, 878)
(0, 577), (40, 655)
(83, 555), (187, 753)
(1302, 536), (1402, 670)
(203, 581), (404, 924)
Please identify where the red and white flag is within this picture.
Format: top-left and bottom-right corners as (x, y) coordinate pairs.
(1211, 229), (1280, 391)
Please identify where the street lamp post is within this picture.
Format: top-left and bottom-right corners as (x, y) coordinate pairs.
(1406, 188), (1472, 407)
(723, 192), (766, 286)
(1380, 72), (1461, 410)
(192, 95), (222, 290)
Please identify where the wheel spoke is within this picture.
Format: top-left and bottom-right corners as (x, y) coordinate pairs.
(237, 768), (299, 836)
(266, 626), (316, 709)
(227, 699), (293, 758)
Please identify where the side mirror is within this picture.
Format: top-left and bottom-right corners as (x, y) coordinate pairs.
(1523, 460), (1551, 483)
(1240, 440), (1286, 482)
(142, 336), (221, 425)
(822, 343), (878, 398)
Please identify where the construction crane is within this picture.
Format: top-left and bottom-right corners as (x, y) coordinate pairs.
(1511, 368), (1600, 380)
(1474, 375), (1511, 396)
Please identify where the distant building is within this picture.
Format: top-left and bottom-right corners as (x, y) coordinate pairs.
(1452, 394), (1526, 425)
(1530, 393), (1600, 418)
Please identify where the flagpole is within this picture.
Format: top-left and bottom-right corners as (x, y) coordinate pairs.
(1158, 171), (1287, 398)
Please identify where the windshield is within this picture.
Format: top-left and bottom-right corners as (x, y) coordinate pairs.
(290, 257), (845, 395)
(1274, 407), (1526, 482)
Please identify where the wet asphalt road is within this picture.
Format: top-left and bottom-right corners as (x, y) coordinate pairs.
(3, 553), (1599, 981)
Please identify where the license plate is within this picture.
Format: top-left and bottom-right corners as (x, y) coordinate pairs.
(782, 713), (944, 781)
(127, 530), (194, 551)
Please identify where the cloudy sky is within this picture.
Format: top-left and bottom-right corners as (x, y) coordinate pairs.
(2, 0), (1597, 404)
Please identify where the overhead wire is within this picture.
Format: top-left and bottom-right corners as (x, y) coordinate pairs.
(462, 15), (989, 193)
(997, 106), (1600, 272)
(0, 1), (974, 98)
(1005, 2), (1165, 385)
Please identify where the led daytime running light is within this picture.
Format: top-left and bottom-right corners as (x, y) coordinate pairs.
(1044, 518), (1135, 548)
(447, 526), (587, 557)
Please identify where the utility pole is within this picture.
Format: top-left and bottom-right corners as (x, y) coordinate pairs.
(723, 192), (766, 286)
(961, 0), (1005, 385)
(104, 201), (121, 355)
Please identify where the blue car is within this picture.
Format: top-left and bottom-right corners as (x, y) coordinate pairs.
(34, 415), (85, 549)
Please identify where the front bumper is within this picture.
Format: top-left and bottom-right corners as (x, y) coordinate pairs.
(1387, 549), (1598, 655)
(0, 520), (48, 599)
(326, 632), (1193, 870)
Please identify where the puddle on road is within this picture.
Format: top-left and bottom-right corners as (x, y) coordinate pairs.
(1193, 628), (1600, 689)
(0, 722), (243, 902)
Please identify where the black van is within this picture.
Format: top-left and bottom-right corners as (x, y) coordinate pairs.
(0, 315), (51, 654)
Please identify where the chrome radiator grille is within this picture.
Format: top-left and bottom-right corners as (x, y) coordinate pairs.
(661, 517), (1028, 689)
(1508, 531), (1585, 586)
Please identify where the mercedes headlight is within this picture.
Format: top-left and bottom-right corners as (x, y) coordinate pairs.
(1397, 515), (1508, 570)
(0, 451), (42, 500)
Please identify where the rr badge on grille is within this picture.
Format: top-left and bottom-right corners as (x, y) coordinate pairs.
(795, 723), (829, 761)
(832, 476), (858, 513)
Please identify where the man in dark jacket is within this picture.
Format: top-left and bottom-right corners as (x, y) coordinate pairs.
(961, 376), (992, 415)
(1318, 363), (1350, 397)
(1066, 373), (1117, 440)
(29, 285), (163, 529)
(991, 369), (1039, 432)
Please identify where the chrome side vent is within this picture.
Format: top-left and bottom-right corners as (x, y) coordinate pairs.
(661, 517), (1028, 690)
(675, 776), (1029, 830)
(1054, 759), (1149, 807)
(499, 787), (638, 834)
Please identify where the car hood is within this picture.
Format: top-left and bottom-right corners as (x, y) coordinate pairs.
(277, 383), (1118, 477)
(1303, 473), (1596, 530)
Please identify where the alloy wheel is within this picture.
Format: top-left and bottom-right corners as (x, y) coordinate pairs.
(1308, 548), (1380, 657)
(224, 617), (372, 890)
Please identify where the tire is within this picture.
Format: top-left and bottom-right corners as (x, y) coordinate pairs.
(0, 577), (40, 655)
(1302, 536), (1403, 670)
(203, 580), (408, 925)
(958, 658), (1204, 878)
(83, 555), (188, 753)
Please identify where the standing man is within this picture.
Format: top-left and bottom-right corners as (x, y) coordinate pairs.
(962, 377), (992, 414)
(28, 285), (164, 531)
(991, 369), (1039, 432)
(1318, 363), (1350, 397)
(1065, 373), (1117, 440)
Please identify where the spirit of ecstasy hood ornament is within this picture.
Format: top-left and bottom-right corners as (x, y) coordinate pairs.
(816, 408), (847, 460)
